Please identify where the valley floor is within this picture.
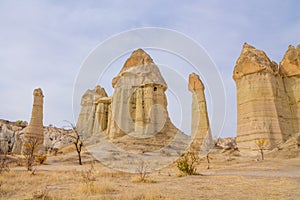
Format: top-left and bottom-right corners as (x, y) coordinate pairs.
(0, 149), (299, 200)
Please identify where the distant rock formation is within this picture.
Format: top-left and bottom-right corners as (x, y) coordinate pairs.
(188, 73), (213, 155)
(0, 119), (73, 154)
(233, 43), (300, 150)
(22, 88), (45, 153)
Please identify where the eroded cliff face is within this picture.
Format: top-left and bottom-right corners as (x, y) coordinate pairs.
(280, 45), (300, 138)
(233, 43), (299, 150)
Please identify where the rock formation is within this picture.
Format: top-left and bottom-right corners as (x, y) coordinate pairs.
(77, 49), (178, 142)
(76, 85), (108, 138)
(22, 88), (44, 153)
(280, 45), (300, 139)
(188, 73), (213, 155)
(108, 48), (169, 139)
(233, 43), (299, 150)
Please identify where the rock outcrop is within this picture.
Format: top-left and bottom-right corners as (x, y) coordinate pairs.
(0, 119), (73, 154)
(233, 43), (300, 150)
(188, 73), (213, 155)
(280, 45), (300, 139)
(22, 88), (44, 153)
(77, 49), (178, 142)
(108, 48), (169, 139)
(76, 86), (108, 138)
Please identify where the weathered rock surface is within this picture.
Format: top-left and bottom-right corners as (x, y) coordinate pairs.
(22, 88), (45, 153)
(0, 119), (73, 154)
(188, 73), (213, 155)
(108, 49), (169, 139)
(233, 43), (299, 150)
(280, 45), (300, 139)
(76, 85), (108, 138)
(77, 49), (180, 144)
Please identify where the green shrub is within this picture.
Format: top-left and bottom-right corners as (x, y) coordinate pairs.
(176, 152), (198, 175)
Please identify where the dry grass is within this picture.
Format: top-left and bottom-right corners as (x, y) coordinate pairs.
(0, 152), (299, 200)
(78, 181), (115, 195)
(131, 175), (156, 183)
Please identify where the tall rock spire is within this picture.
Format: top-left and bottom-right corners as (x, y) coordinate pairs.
(188, 73), (212, 155)
(22, 88), (44, 153)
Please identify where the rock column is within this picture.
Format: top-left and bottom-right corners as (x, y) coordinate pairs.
(22, 88), (44, 153)
(188, 73), (212, 154)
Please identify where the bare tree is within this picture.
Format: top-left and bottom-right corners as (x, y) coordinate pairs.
(136, 160), (149, 182)
(23, 136), (40, 172)
(64, 121), (84, 165)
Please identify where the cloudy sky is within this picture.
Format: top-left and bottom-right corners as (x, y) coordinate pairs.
(0, 1), (299, 138)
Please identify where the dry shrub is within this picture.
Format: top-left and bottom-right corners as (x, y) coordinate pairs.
(131, 160), (155, 183)
(32, 186), (50, 200)
(176, 152), (198, 175)
(35, 153), (47, 164)
(81, 162), (96, 184)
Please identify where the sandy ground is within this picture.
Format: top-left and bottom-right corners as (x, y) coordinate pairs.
(0, 148), (299, 200)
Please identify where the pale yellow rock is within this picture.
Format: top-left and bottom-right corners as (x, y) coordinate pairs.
(76, 85), (107, 138)
(280, 45), (300, 139)
(77, 49), (181, 143)
(22, 88), (44, 153)
(108, 49), (169, 139)
(233, 44), (294, 150)
(188, 73), (212, 155)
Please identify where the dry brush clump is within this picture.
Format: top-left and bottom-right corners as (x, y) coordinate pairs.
(176, 152), (198, 176)
(79, 162), (115, 195)
(131, 160), (155, 183)
(31, 185), (50, 200)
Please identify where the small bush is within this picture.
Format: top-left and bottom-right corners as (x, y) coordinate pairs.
(35, 153), (47, 164)
(81, 163), (96, 185)
(15, 120), (28, 127)
(176, 152), (198, 175)
(131, 160), (155, 183)
(32, 186), (49, 200)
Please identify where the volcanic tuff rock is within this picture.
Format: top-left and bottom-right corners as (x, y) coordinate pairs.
(0, 119), (73, 154)
(76, 85), (108, 138)
(188, 73), (213, 155)
(22, 88), (45, 153)
(77, 49), (180, 144)
(280, 45), (300, 139)
(233, 43), (300, 150)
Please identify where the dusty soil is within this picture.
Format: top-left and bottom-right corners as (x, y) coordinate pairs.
(0, 148), (299, 200)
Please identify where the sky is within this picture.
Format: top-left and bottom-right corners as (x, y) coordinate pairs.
(0, 0), (299, 138)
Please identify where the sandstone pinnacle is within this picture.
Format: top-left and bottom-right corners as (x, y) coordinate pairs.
(233, 43), (278, 80)
(279, 44), (300, 77)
